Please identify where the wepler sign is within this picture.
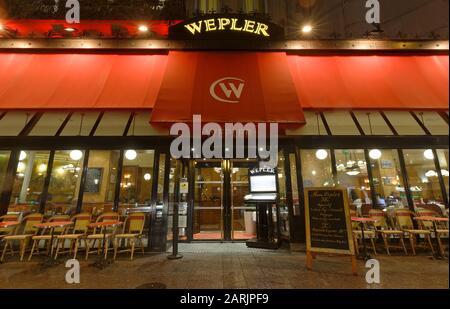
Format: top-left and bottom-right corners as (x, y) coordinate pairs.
(169, 14), (284, 40)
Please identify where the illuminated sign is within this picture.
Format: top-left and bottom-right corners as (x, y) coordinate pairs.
(169, 14), (284, 40)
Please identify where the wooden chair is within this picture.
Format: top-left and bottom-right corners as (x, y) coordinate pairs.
(1, 213), (43, 262)
(113, 212), (146, 260)
(28, 215), (70, 261)
(394, 209), (434, 256)
(0, 214), (20, 239)
(369, 209), (407, 255)
(416, 209), (449, 257)
(54, 213), (92, 260)
(350, 210), (377, 255)
(85, 212), (120, 260)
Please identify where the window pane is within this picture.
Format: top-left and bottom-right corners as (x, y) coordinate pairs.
(81, 150), (120, 215)
(128, 112), (169, 136)
(94, 112), (131, 136)
(0, 151), (11, 196)
(157, 153), (167, 203)
(403, 149), (443, 208)
(289, 153), (301, 216)
(369, 150), (408, 208)
(353, 111), (393, 135)
(335, 150), (371, 209)
(0, 112), (34, 136)
(384, 111), (426, 135)
(8, 151), (50, 214)
(323, 111), (360, 135)
(47, 150), (85, 216)
(28, 112), (68, 136)
(119, 150), (155, 213)
(414, 112), (449, 135)
(437, 149), (449, 203)
(300, 149), (334, 188)
(277, 151), (289, 237)
(60, 112), (100, 136)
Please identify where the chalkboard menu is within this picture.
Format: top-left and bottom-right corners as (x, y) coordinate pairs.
(84, 168), (103, 193)
(304, 188), (354, 255)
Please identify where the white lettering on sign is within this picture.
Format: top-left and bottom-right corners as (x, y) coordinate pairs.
(184, 18), (270, 37)
(209, 77), (245, 103)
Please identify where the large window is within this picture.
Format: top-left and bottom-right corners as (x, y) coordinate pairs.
(81, 150), (120, 215)
(197, 0), (220, 12)
(369, 150), (408, 208)
(242, 0), (266, 12)
(437, 149), (449, 202)
(9, 151), (50, 214)
(300, 149), (334, 188)
(119, 150), (155, 214)
(0, 151), (11, 196)
(403, 149), (443, 208)
(335, 150), (371, 208)
(46, 150), (85, 216)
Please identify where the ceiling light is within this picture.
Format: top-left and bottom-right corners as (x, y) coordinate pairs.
(144, 173), (152, 181)
(125, 150), (137, 161)
(64, 27), (76, 32)
(138, 25), (149, 32)
(17, 162), (26, 173)
(346, 170), (361, 176)
(424, 149), (434, 160)
(441, 169), (449, 177)
(0, 24), (3, 31)
(369, 149), (382, 160)
(302, 25), (313, 33)
(69, 150), (83, 161)
(38, 164), (47, 173)
(19, 151), (27, 161)
(425, 170), (438, 178)
(315, 149), (328, 160)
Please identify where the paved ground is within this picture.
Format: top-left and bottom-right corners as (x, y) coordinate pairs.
(0, 243), (448, 289)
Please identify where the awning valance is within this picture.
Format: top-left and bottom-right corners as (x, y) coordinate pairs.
(0, 53), (167, 109)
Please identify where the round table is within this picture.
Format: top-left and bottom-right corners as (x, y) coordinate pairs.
(351, 217), (378, 260)
(88, 221), (122, 269)
(34, 221), (73, 267)
(414, 216), (449, 259)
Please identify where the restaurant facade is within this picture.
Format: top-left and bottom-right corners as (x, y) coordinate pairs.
(0, 12), (449, 252)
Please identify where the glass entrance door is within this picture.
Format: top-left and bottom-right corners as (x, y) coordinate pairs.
(193, 160), (224, 240)
(192, 159), (258, 241)
(231, 160), (258, 240)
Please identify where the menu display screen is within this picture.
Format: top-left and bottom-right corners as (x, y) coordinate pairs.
(250, 175), (277, 193)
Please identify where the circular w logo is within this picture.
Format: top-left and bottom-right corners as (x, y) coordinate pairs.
(209, 77), (245, 103)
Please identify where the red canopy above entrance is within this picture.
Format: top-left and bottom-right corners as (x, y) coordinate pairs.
(150, 51), (305, 123)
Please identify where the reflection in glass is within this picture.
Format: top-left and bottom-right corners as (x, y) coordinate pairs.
(47, 150), (85, 216)
(335, 150), (371, 213)
(277, 151), (289, 237)
(370, 150), (408, 208)
(403, 149), (444, 210)
(82, 150), (119, 215)
(119, 150), (155, 214)
(9, 151), (50, 214)
(437, 149), (449, 203)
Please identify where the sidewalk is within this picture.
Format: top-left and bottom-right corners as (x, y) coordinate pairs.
(0, 243), (448, 289)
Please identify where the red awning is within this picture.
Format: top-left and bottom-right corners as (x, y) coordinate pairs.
(287, 54), (449, 110)
(150, 51), (305, 123)
(0, 53), (167, 109)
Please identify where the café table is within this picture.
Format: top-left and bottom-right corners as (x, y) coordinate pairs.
(33, 221), (73, 267)
(414, 216), (449, 260)
(88, 221), (122, 270)
(351, 217), (378, 261)
(0, 221), (20, 264)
